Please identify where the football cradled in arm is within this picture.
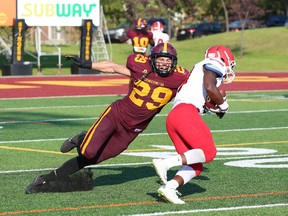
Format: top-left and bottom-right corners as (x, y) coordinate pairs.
(204, 90), (228, 119)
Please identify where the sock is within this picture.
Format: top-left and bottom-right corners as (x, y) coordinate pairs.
(184, 149), (206, 164)
(175, 165), (196, 185)
(166, 179), (179, 189)
(42, 156), (92, 182)
(163, 155), (182, 169)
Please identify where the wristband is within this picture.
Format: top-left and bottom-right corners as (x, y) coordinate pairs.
(83, 60), (92, 69)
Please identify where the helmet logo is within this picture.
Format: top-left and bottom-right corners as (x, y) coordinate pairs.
(137, 19), (141, 27)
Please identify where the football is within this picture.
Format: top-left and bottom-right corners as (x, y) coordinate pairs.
(204, 89), (226, 110)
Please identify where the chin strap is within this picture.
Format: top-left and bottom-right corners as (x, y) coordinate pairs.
(134, 71), (153, 86)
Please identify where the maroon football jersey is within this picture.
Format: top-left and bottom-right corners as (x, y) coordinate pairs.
(111, 53), (190, 132)
(127, 29), (153, 53)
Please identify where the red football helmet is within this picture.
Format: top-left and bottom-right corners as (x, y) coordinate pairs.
(135, 18), (147, 31)
(152, 21), (164, 31)
(150, 42), (178, 77)
(205, 45), (236, 83)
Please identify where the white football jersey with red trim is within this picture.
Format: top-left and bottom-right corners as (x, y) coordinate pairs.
(152, 30), (169, 46)
(173, 58), (226, 113)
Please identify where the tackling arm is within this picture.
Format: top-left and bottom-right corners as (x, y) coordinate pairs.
(65, 56), (131, 77)
(91, 61), (131, 77)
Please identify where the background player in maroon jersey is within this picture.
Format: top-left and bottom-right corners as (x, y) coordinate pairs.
(26, 42), (190, 194)
(121, 18), (155, 54)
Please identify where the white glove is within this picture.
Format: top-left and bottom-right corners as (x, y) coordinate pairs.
(209, 100), (229, 119)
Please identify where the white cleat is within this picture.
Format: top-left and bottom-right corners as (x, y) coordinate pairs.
(158, 185), (185, 204)
(152, 159), (168, 184)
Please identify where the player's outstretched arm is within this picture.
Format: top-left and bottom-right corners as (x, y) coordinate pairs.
(65, 55), (131, 77)
(65, 55), (92, 69)
(91, 61), (131, 77)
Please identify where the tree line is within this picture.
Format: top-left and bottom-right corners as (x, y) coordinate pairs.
(102, 0), (287, 28)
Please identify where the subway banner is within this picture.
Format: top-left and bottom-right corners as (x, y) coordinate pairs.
(17, 0), (100, 26)
(0, 0), (16, 26)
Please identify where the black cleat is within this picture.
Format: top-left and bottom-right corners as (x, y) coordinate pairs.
(60, 131), (87, 153)
(26, 176), (47, 194)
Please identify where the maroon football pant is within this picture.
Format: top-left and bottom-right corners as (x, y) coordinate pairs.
(79, 105), (139, 164)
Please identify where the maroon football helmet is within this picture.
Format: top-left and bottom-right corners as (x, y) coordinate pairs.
(135, 18), (147, 31)
(150, 42), (178, 77)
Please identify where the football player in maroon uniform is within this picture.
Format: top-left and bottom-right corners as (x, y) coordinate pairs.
(26, 42), (190, 194)
(121, 18), (155, 54)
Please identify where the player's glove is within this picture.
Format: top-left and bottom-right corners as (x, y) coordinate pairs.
(65, 55), (92, 69)
(209, 101), (229, 119)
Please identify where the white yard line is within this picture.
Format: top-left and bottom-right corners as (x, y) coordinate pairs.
(0, 162), (150, 174)
(125, 203), (288, 216)
(0, 117), (97, 124)
(0, 104), (110, 111)
(1, 154), (288, 174)
(0, 109), (288, 125)
(0, 125), (288, 145)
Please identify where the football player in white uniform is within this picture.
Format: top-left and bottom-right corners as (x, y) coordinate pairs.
(149, 21), (170, 55)
(152, 45), (236, 204)
(151, 21), (170, 46)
